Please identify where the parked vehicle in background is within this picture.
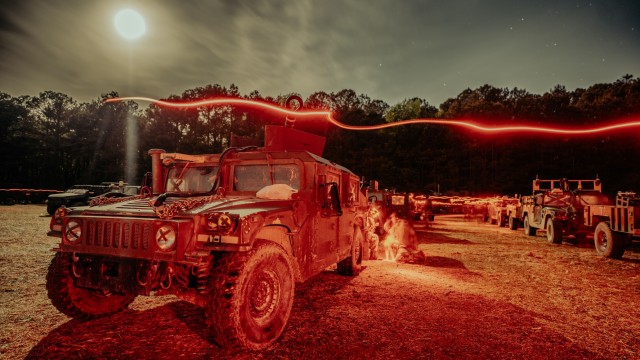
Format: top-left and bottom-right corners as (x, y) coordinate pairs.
(47, 185), (110, 215)
(583, 191), (640, 259)
(487, 196), (520, 227)
(521, 178), (611, 244)
(506, 197), (522, 230)
(46, 182), (133, 215)
(0, 187), (62, 205)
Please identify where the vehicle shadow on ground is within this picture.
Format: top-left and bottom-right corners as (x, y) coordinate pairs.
(25, 271), (357, 360)
(24, 270), (608, 360)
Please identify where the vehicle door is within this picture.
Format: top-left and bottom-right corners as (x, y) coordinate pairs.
(314, 170), (342, 265)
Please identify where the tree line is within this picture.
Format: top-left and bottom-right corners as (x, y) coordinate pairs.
(1, 75), (639, 196)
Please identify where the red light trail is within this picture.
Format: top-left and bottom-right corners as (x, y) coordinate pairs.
(106, 97), (640, 135)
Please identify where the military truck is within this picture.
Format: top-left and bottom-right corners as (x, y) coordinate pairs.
(521, 178), (610, 244)
(583, 191), (640, 258)
(46, 112), (367, 349)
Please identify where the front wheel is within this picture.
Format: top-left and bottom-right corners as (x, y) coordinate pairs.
(546, 219), (562, 244)
(337, 227), (363, 276)
(207, 242), (295, 350)
(46, 253), (136, 319)
(594, 222), (627, 259)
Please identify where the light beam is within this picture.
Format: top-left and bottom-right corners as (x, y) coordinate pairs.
(105, 97), (640, 135)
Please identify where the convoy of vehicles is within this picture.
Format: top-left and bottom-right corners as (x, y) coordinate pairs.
(46, 104), (367, 350)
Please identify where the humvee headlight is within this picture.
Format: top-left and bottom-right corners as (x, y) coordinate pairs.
(65, 220), (82, 243)
(204, 213), (238, 235)
(155, 225), (176, 251)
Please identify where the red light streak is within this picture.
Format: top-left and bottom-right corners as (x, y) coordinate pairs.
(106, 97), (640, 135)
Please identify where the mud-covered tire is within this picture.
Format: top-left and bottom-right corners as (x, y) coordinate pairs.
(337, 227), (363, 276)
(546, 219), (562, 244)
(523, 216), (536, 236)
(206, 242), (295, 350)
(594, 222), (627, 259)
(46, 253), (136, 319)
(508, 216), (519, 230)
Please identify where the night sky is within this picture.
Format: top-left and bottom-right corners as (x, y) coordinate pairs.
(1, 0), (638, 106)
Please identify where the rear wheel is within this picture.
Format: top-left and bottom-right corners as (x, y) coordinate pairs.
(594, 222), (627, 259)
(508, 216), (519, 230)
(337, 227), (363, 276)
(546, 219), (562, 244)
(46, 253), (136, 319)
(207, 242), (295, 350)
(523, 216), (536, 236)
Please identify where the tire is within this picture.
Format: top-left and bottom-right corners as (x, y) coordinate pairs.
(594, 222), (627, 259)
(337, 227), (363, 276)
(47, 204), (57, 215)
(46, 253), (136, 319)
(508, 216), (519, 230)
(546, 219), (562, 244)
(206, 242), (295, 350)
(523, 216), (536, 236)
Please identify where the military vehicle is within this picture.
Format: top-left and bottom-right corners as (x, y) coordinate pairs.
(521, 178), (610, 244)
(46, 100), (367, 350)
(583, 191), (640, 258)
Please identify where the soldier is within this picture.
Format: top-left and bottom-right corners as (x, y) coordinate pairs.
(382, 212), (422, 262)
(365, 205), (381, 260)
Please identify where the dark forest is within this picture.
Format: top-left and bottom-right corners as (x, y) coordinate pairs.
(1, 75), (639, 196)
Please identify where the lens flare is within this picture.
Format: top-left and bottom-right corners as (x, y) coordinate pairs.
(105, 97), (640, 135)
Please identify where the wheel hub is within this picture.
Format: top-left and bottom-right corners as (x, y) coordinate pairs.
(250, 270), (280, 323)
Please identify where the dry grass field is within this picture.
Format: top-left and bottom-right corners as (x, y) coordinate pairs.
(1, 205), (639, 359)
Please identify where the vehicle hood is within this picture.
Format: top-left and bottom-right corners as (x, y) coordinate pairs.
(77, 195), (295, 218)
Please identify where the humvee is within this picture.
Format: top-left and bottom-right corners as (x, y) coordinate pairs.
(46, 105), (367, 350)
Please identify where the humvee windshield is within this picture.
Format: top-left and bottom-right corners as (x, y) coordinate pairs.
(233, 164), (300, 192)
(167, 166), (218, 193)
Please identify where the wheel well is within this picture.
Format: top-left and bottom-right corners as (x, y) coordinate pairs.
(253, 225), (302, 281)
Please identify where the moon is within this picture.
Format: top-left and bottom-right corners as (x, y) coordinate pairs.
(114, 9), (146, 40)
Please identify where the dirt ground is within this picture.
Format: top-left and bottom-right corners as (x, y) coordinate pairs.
(0, 205), (639, 359)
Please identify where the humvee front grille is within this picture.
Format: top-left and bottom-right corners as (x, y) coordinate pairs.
(84, 219), (152, 251)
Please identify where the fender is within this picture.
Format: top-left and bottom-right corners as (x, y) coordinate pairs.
(253, 225), (302, 281)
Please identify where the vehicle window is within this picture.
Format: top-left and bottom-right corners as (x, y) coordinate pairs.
(234, 164), (301, 192)
(273, 164), (300, 190)
(167, 166), (218, 193)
